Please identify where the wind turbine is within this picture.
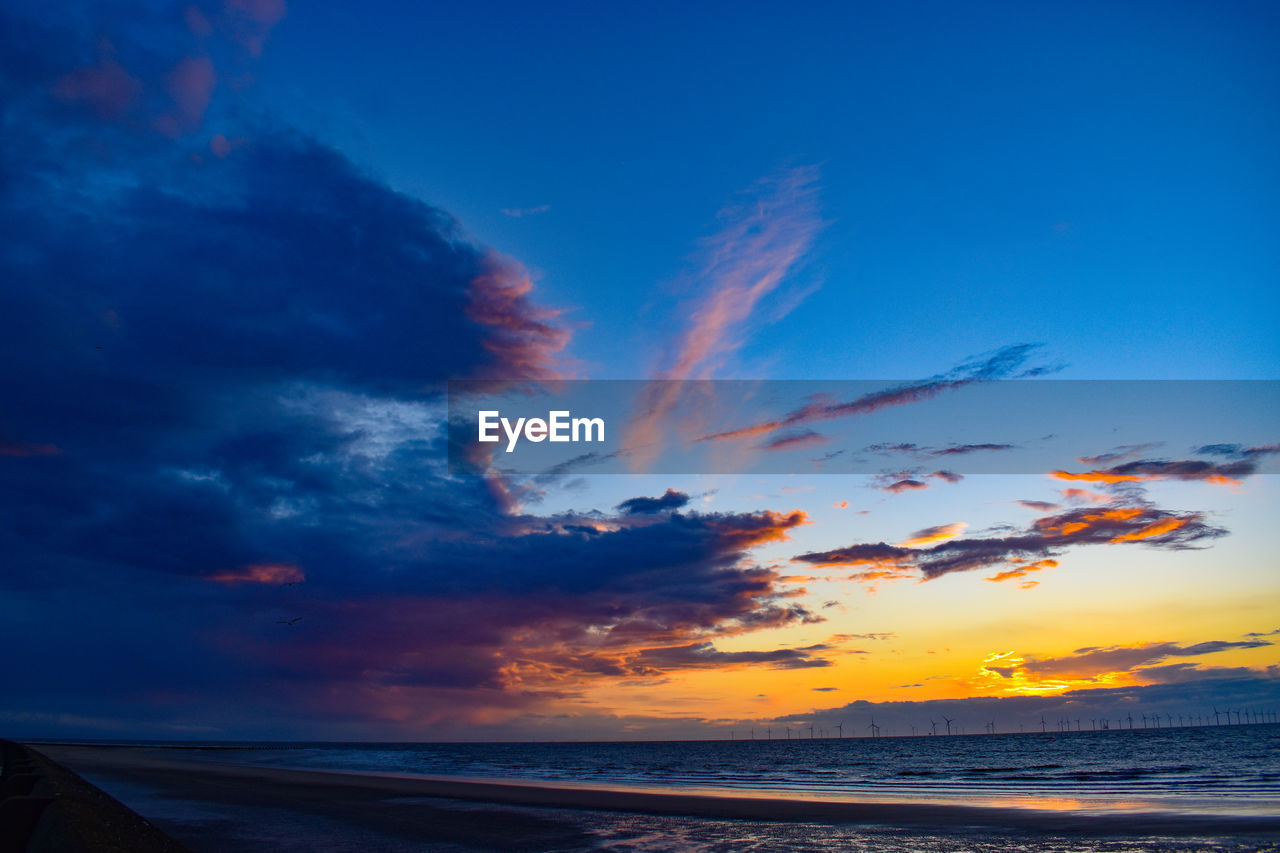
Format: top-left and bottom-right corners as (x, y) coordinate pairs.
(943, 716), (954, 736)
(930, 719), (939, 736)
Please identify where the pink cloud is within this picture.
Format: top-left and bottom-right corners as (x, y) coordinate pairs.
(623, 167), (822, 469)
(223, 0), (288, 57)
(154, 56), (216, 136)
(0, 442), (62, 457)
(208, 562), (304, 586)
(53, 56), (142, 121)
(466, 252), (571, 380)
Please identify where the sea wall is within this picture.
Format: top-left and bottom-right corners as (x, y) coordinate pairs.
(0, 741), (188, 853)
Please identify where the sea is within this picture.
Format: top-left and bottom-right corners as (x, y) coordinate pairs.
(37, 725), (1280, 852)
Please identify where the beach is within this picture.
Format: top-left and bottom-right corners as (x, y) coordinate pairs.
(31, 744), (1280, 852)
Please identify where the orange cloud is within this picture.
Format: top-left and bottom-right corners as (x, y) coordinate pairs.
(1036, 506), (1143, 538)
(208, 562), (304, 585)
(1109, 516), (1189, 542)
(899, 522), (966, 547)
(796, 503), (1221, 582)
(1059, 487), (1110, 504)
(709, 510), (809, 548)
(985, 558), (1057, 583)
(1052, 454), (1262, 488)
(1051, 469), (1143, 484)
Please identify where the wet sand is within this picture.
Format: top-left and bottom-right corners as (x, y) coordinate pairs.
(29, 745), (1280, 852)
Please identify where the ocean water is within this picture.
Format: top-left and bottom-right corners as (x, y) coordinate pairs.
(120, 724), (1280, 816)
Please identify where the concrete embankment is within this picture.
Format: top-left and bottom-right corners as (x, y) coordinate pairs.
(1, 741), (188, 853)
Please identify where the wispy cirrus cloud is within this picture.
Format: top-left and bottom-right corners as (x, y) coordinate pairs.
(501, 204), (550, 218)
(866, 442), (1017, 457)
(760, 430), (829, 452)
(697, 344), (1051, 445)
(1077, 442), (1164, 466)
(623, 167), (823, 469)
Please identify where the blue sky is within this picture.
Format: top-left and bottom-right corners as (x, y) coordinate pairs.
(0, 0), (1277, 741)
(253, 0), (1280, 380)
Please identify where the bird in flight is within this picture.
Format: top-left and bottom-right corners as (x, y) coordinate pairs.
(277, 617), (302, 626)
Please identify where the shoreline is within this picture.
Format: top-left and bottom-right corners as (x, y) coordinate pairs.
(31, 744), (1280, 839)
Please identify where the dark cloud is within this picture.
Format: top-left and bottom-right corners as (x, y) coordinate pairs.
(760, 430), (829, 451)
(1016, 500), (1060, 512)
(870, 468), (963, 494)
(930, 443), (1017, 456)
(1054, 444), (1280, 487)
(627, 642), (832, 672)
(1017, 639), (1272, 680)
(1077, 442), (1164, 465)
(1195, 442), (1280, 460)
(794, 504), (1226, 581)
(0, 5), (824, 734)
(616, 489), (691, 515)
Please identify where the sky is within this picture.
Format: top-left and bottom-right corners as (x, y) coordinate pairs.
(1, 0), (1278, 741)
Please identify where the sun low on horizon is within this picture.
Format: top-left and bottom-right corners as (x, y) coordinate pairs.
(1, 0), (1278, 744)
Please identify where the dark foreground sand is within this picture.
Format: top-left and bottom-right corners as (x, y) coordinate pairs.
(29, 745), (1280, 852)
